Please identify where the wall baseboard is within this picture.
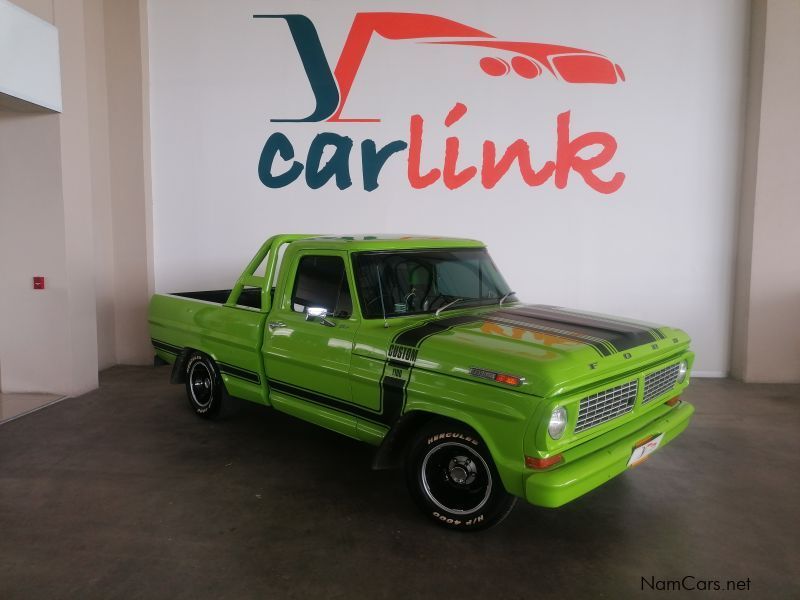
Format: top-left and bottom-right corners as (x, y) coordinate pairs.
(693, 371), (728, 378)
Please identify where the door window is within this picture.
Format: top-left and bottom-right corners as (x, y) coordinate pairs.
(291, 255), (353, 317)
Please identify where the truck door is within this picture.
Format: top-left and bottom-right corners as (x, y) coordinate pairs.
(262, 250), (360, 438)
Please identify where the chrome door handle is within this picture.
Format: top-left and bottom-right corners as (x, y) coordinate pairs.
(268, 321), (286, 331)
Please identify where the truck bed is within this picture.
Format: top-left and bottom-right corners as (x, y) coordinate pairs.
(172, 288), (261, 310)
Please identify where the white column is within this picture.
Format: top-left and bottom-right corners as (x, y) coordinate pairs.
(732, 0), (800, 383)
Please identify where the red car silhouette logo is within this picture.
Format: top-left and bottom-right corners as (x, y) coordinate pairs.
(256, 12), (625, 122)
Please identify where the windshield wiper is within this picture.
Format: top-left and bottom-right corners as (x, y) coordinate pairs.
(498, 291), (516, 306)
(435, 298), (463, 317)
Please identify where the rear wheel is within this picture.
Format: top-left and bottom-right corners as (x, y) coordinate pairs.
(405, 421), (517, 531)
(184, 352), (222, 418)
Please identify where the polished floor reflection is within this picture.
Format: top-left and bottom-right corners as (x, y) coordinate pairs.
(0, 367), (798, 598)
(0, 392), (64, 423)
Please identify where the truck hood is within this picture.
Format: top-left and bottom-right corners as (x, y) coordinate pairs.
(396, 304), (691, 397)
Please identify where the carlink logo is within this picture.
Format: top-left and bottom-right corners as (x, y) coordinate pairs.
(255, 12), (626, 194)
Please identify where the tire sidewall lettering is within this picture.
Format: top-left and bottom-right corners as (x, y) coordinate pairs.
(420, 431), (494, 529)
(187, 354), (214, 414)
(426, 432), (480, 447)
(407, 421), (519, 530)
(431, 511), (485, 528)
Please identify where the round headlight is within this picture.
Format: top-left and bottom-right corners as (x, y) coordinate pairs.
(676, 360), (688, 383)
(548, 406), (568, 440)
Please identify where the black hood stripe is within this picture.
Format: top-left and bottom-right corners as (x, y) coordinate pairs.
(497, 306), (659, 353)
(511, 306), (657, 337)
(393, 314), (485, 348)
(534, 305), (666, 340)
(356, 305), (664, 429)
(482, 314), (615, 357)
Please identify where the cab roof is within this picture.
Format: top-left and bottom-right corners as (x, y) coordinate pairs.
(292, 234), (486, 252)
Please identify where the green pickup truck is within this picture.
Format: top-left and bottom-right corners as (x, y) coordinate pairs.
(148, 234), (694, 530)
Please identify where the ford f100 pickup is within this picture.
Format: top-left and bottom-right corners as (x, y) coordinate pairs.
(148, 234), (694, 530)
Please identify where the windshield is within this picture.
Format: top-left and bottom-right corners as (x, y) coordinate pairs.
(353, 248), (516, 318)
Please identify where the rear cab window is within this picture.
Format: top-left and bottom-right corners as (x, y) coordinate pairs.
(291, 255), (353, 318)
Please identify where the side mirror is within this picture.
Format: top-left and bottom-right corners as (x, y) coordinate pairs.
(306, 307), (336, 327)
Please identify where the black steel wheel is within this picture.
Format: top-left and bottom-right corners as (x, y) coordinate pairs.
(405, 420), (517, 531)
(184, 352), (222, 418)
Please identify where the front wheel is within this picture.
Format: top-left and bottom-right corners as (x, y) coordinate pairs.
(405, 421), (517, 531)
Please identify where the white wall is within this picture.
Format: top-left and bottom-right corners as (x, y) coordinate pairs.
(104, 0), (154, 364)
(0, 111), (72, 393)
(83, 0), (117, 369)
(732, 0), (800, 383)
(0, 0), (106, 395)
(0, 0), (154, 395)
(53, 0), (100, 394)
(148, 0), (749, 375)
(0, 0), (61, 111)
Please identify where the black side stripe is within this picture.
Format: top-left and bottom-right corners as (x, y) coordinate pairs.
(269, 379), (391, 427)
(219, 363), (261, 384)
(379, 314), (484, 427)
(152, 339), (181, 355)
(151, 339), (260, 384)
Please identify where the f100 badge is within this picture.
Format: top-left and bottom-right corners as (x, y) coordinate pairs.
(255, 12), (626, 195)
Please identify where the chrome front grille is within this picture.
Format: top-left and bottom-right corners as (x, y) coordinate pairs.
(643, 363), (680, 404)
(575, 380), (638, 433)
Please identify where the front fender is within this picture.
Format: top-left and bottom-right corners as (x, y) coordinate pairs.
(403, 368), (541, 498)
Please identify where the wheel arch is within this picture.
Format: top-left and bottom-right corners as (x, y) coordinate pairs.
(372, 407), (511, 478)
(389, 400), (526, 498)
(170, 347), (220, 384)
(399, 405), (521, 530)
(372, 410), (440, 470)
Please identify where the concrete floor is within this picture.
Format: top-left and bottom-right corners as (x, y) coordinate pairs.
(0, 392), (64, 424)
(0, 367), (798, 599)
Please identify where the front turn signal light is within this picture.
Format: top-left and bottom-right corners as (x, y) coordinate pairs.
(665, 396), (681, 407)
(495, 373), (521, 386)
(525, 454), (564, 470)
